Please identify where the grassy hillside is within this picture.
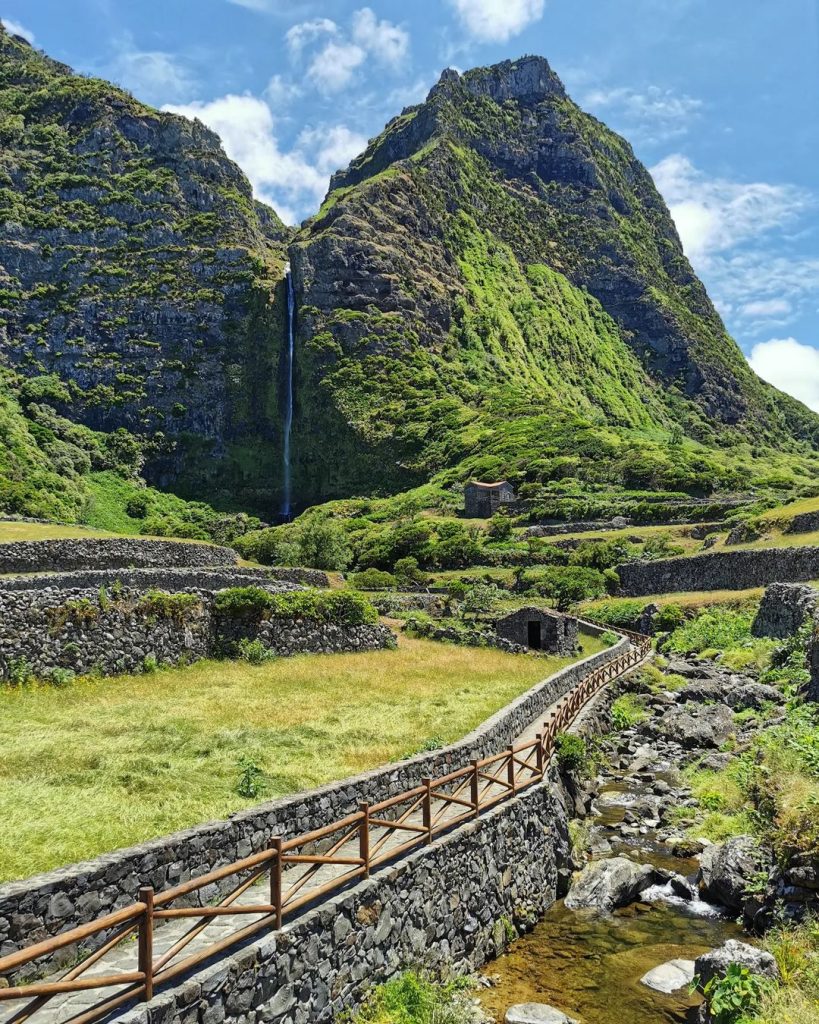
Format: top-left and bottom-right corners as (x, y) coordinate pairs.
(287, 57), (819, 513)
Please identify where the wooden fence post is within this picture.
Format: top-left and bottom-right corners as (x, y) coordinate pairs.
(471, 760), (480, 818)
(422, 778), (433, 844)
(535, 734), (544, 777)
(359, 802), (371, 877)
(270, 836), (283, 929)
(138, 886), (154, 1003)
(507, 747), (516, 794)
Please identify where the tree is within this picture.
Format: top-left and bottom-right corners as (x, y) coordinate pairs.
(487, 513), (513, 541)
(393, 556), (428, 587)
(462, 582), (501, 618)
(296, 517), (352, 571)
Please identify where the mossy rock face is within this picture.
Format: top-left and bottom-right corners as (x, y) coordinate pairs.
(0, 25), (291, 516)
(288, 56), (819, 507)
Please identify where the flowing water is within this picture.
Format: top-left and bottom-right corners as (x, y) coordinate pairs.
(281, 264), (295, 520)
(479, 780), (745, 1023)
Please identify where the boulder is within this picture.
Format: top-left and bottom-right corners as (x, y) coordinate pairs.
(640, 959), (695, 994)
(658, 704), (733, 749)
(724, 682), (784, 710)
(752, 582), (818, 638)
(505, 1006), (578, 1024)
(694, 940), (780, 988)
(564, 856), (656, 913)
(664, 658), (711, 679)
(698, 837), (773, 912)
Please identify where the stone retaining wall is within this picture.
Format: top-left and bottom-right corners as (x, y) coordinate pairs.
(0, 566), (329, 592)
(752, 583), (818, 638)
(0, 538), (238, 574)
(0, 586), (392, 681)
(118, 773), (571, 1024)
(616, 546), (819, 596)
(0, 629), (624, 972)
(0, 567), (281, 593)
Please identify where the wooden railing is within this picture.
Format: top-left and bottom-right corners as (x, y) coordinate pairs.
(0, 630), (650, 1024)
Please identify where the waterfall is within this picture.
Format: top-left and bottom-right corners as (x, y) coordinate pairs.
(281, 264), (295, 520)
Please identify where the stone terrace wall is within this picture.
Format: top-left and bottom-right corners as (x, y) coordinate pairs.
(117, 775), (571, 1024)
(0, 567), (284, 593)
(0, 586), (393, 681)
(0, 538), (238, 574)
(616, 546), (819, 596)
(0, 629), (624, 970)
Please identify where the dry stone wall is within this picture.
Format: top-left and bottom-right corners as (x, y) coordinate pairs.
(0, 586), (393, 681)
(0, 630), (624, 972)
(616, 547), (819, 596)
(0, 538), (238, 574)
(0, 567), (284, 594)
(115, 776), (572, 1024)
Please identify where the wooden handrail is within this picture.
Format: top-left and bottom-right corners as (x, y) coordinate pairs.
(0, 625), (651, 1023)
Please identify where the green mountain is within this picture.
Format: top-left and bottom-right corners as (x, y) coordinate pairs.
(0, 23), (290, 525)
(287, 57), (819, 510)
(0, 32), (817, 532)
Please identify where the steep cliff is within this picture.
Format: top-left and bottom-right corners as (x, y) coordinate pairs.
(288, 57), (819, 507)
(0, 24), (290, 516)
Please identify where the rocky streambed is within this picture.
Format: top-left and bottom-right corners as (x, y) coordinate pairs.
(478, 654), (792, 1024)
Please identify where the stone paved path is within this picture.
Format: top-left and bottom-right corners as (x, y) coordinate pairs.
(1, 646), (640, 1024)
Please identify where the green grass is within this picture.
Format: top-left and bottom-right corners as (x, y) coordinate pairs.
(0, 635), (601, 881)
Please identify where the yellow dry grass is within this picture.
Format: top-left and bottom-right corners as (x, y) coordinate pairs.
(0, 635), (603, 882)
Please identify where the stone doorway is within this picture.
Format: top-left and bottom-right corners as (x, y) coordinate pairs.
(527, 620), (542, 650)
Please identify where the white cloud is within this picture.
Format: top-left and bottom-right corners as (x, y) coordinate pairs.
(351, 8), (409, 66)
(285, 17), (337, 58)
(749, 338), (819, 411)
(1, 17), (35, 43)
(297, 124), (367, 174)
(446, 0), (545, 42)
(307, 40), (366, 93)
(264, 74), (302, 105)
(740, 298), (792, 319)
(288, 8), (408, 94)
(650, 154), (810, 262)
(583, 85), (702, 143)
(108, 48), (196, 105)
(165, 94), (364, 224)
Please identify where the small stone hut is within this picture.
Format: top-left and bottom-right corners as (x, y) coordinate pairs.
(464, 480), (516, 518)
(495, 607), (578, 655)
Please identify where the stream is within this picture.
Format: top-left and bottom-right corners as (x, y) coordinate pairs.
(479, 776), (744, 1024)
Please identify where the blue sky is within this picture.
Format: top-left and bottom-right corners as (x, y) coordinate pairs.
(4, 0), (819, 408)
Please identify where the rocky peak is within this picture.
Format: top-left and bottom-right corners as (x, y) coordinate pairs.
(427, 56), (565, 109)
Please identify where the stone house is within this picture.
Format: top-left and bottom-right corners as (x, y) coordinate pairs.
(464, 480), (516, 518)
(495, 607), (578, 655)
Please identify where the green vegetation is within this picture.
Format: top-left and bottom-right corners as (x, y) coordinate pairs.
(554, 733), (586, 771)
(699, 964), (773, 1024)
(610, 693), (648, 730)
(0, 636), (566, 880)
(348, 971), (478, 1024)
(213, 587), (378, 626)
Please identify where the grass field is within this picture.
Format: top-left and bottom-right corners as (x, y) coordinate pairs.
(581, 587), (768, 614)
(0, 634), (606, 882)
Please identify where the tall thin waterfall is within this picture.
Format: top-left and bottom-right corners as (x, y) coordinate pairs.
(281, 264), (295, 520)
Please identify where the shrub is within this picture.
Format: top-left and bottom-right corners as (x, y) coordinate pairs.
(236, 755), (264, 799)
(610, 693), (647, 730)
(350, 568), (396, 591)
(46, 667), (75, 688)
(142, 654), (158, 673)
(698, 963), (772, 1024)
(238, 638), (276, 665)
(487, 513), (513, 541)
(350, 970), (476, 1024)
(214, 586), (276, 619)
(135, 591), (202, 624)
(125, 494), (150, 519)
(665, 609), (756, 655)
(554, 733), (586, 772)
(521, 566), (609, 610)
(461, 582), (501, 616)
(600, 629), (620, 647)
(393, 556), (428, 587)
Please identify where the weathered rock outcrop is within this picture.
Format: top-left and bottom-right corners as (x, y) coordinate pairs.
(694, 940), (780, 988)
(752, 582), (818, 637)
(697, 837), (773, 913)
(564, 856), (656, 912)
